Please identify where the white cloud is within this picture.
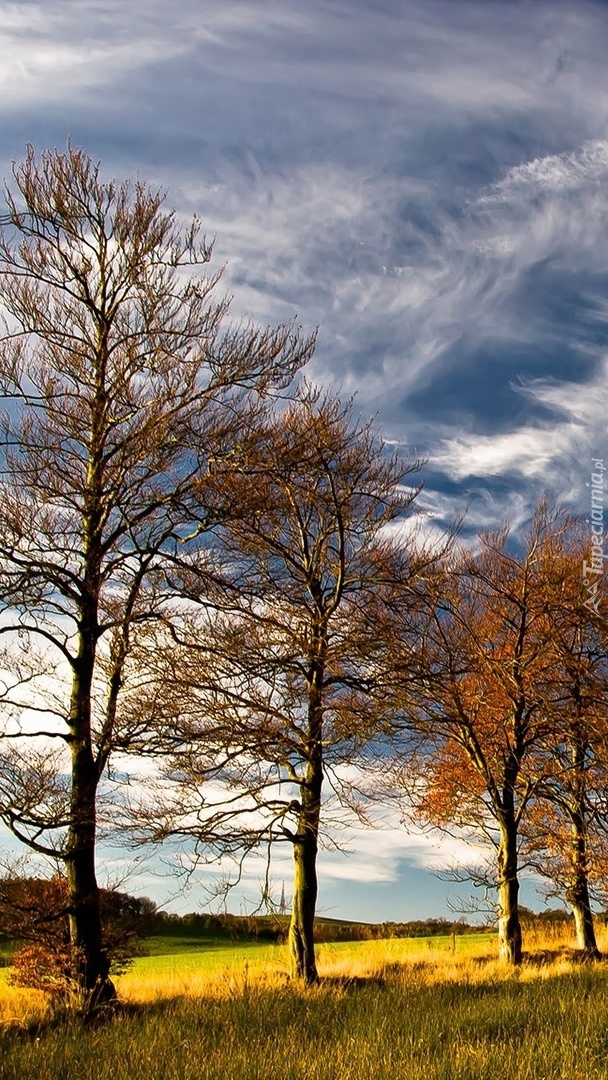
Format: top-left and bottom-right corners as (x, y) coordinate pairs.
(179, 129), (608, 448)
(140, 816), (485, 911)
(2, 1), (608, 429)
(430, 352), (608, 489)
(0, 2), (189, 109)
(434, 428), (559, 483)
(318, 822), (483, 885)
(492, 138), (608, 196)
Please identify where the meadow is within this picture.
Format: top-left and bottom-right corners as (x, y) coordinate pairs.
(1, 927), (608, 1079)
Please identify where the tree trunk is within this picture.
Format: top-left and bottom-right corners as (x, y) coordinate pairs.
(288, 643), (323, 984)
(289, 704), (323, 984)
(566, 814), (599, 957)
(288, 815), (319, 984)
(66, 746), (115, 1007)
(66, 636), (116, 1009)
(497, 818), (522, 965)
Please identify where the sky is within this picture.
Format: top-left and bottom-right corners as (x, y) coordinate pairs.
(1, 0), (608, 922)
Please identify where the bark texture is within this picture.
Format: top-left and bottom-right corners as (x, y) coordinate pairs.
(497, 819), (522, 965)
(288, 820), (319, 983)
(567, 814), (599, 957)
(288, 668), (323, 984)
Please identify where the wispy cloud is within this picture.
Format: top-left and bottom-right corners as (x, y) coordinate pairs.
(0, 2), (190, 110)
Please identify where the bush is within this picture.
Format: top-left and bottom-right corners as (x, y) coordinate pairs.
(0, 873), (152, 996)
(9, 942), (73, 999)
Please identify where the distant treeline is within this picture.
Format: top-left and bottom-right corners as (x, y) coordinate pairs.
(144, 908), (574, 944)
(0, 875), (582, 952)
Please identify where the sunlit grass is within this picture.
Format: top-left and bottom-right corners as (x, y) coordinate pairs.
(112, 932), (497, 1006)
(2, 925), (608, 1078)
(116, 924), (608, 1004)
(0, 969), (49, 1028)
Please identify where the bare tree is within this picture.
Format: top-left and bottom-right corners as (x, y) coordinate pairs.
(133, 386), (425, 983)
(0, 145), (314, 1006)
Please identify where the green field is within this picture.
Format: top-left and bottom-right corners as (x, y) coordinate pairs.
(127, 935), (283, 978)
(117, 931), (492, 986)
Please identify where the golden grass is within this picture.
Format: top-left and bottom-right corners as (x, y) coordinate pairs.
(3, 927), (608, 1080)
(1, 921), (606, 1022)
(0, 971), (49, 1028)
(115, 922), (608, 1006)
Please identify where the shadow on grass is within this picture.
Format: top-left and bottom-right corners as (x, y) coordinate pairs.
(521, 947), (606, 967)
(2, 994), (190, 1041)
(316, 974), (388, 991)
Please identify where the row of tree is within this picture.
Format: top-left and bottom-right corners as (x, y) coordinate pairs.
(388, 507), (608, 965)
(0, 147), (605, 1009)
(138, 494), (608, 973)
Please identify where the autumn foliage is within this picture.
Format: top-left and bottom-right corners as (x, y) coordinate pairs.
(1, 143), (608, 1002)
(0, 874), (151, 998)
(389, 504), (608, 962)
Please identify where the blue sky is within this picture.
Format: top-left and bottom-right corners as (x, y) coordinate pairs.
(2, 0), (608, 920)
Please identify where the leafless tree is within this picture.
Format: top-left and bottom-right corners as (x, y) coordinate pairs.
(0, 145), (314, 1006)
(131, 386), (427, 983)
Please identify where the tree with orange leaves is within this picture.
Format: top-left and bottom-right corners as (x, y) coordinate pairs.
(519, 524), (608, 955)
(391, 503), (568, 964)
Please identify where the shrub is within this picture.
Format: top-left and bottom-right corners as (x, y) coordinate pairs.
(0, 873), (150, 995)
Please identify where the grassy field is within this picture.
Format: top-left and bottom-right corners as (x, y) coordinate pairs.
(1, 927), (608, 1079)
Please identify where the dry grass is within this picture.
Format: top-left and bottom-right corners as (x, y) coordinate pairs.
(0, 972), (49, 1028)
(2, 926), (608, 1079)
(2, 921), (606, 1022)
(112, 922), (608, 1006)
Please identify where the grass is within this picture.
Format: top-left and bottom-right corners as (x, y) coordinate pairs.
(115, 931), (494, 1005)
(0, 926), (607, 1079)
